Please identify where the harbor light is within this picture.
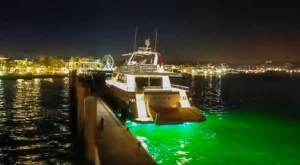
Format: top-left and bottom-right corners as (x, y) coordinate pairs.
(26, 67), (31, 73)
(61, 67), (69, 74)
(36, 68), (40, 74)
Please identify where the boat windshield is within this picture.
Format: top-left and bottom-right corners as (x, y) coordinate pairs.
(131, 54), (155, 65)
(117, 57), (128, 66)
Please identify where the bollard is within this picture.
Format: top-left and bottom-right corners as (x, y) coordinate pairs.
(98, 117), (104, 131)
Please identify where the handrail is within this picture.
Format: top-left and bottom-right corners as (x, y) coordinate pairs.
(106, 80), (135, 92)
(144, 86), (172, 91)
(171, 84), (190, 92)
(107, 80), (190, 92)
(146, 99), (153, 120)
(119, 64), (158, 73)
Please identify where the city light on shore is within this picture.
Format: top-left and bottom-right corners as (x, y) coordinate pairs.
(0, 55), (114, 76)
(164, 61), (300, 76)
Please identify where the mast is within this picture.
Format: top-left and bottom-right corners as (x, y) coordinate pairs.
(134, 26), (138, 51)
(154, 28), (158, 52)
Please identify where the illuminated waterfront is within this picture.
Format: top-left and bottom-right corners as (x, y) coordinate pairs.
(0, 78), (72, 164)
(0, 55), (114, 77)
(127, 75), (300, 165)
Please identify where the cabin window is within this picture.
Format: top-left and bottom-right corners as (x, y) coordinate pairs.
(131, 54), (155, 64)
(135, 77), (162, 91)
(151, 96), (171, 100)
(112, 73), (118, 78)
(117, 74), (126, 83)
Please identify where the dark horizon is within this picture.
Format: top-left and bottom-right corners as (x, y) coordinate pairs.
(0, 0), (299, 63)
(163, 60), (300, 66)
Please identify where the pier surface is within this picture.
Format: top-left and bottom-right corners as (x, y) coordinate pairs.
(95, 98), (157, 165)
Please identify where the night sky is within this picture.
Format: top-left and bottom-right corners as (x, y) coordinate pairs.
(0, 0), (299, 63)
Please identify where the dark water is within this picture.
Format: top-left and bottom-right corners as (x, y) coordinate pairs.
(127, 74), (300, 165)
(0, 78), (72, 165)
(1, 75), (300, 165)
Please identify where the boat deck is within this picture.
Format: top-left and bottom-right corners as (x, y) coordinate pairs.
(119, 71), (183, 77)
(148, 107), (206, 125)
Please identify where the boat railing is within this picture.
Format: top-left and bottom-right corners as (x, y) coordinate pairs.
(171, 84), (190, 92)
(139, 64), (157, 72)
(144, 86), (172, 91)
(106, 80), (135, 92)
(118, 65), (137, 72)
(118, 64), (158, 73)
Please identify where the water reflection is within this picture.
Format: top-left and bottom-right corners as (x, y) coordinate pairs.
(127, 121), (216, 165)
(192, 75), (224, 115)
(0, 80), (6, 123)
(13, 79), (41, 123)
(0, 79), (72, 164)
(176, 140), (192, 165)
(128, 75), (300, 165)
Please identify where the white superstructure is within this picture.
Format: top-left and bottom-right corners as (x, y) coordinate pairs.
(106, 38), (204, 123)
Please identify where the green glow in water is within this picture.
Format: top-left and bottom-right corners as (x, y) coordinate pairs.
(127, 111), (300, 165)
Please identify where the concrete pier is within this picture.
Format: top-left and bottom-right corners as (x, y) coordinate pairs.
(69, 70), (85, 164)
(85, 96), (97, 164)
(95, 99), (157, 165)
(69, 70), (157, 165)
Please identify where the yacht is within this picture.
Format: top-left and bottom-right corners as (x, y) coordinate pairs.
(105, 39), (205, 124)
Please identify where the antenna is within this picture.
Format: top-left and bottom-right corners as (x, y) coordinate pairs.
(154, 28), (158, 52)
(133, 26), (138, 51)
(145, 38), (150, 50)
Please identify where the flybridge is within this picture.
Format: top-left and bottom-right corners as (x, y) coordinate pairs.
(121, 38), (162, 66)
(114, 28), (176, 75)
(122, 27), (160, 65)
(115, 38), (173, 75)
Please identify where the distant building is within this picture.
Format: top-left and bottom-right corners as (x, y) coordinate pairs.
(265, 61), (272, 64)
(67, 57), (103, 72)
